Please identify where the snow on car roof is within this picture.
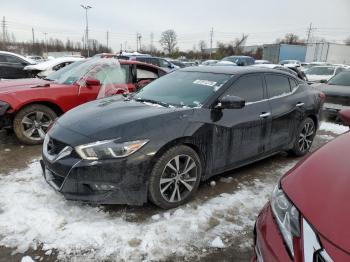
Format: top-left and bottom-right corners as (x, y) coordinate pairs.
(24, 57), (85, 71)
(0, 51), (37, 64)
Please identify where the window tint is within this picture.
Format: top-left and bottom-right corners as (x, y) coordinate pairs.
(5, 55), (22, 63)
(224, 75), (264, 102)
(265, 74), (291, 98)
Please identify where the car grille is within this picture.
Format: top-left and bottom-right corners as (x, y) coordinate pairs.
(47, 137), (69, 156)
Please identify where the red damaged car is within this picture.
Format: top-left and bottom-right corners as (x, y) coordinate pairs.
(0, 58), (166, 144)
(253, 109), (350, 261)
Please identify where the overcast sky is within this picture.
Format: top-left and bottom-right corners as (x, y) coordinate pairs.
(1, 0), (350, 52)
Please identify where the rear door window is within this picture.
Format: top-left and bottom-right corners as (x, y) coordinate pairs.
(5, 55), (22, 64)
(265, 74), (291, 98)
(223, 74), (264, 103)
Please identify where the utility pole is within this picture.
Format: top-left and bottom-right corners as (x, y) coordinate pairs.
(81, 5), (92, 57)
(106, 30), (109, 49)
(136, 33), (139, 51)
(306, 23), (316, 44)
(124, 41), (127, 51)
(210, 27), (214, 59)
(150, 32), (154, 53)
(32, 27), (35, 52)
(44, 32), (48, 56)
(138, 33), (142, 51)
(1, 16), (7, 44)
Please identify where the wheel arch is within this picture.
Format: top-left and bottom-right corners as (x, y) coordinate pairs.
(16, 101), (64, 117)
(146, 137), (207, 179)
(306, 114), (318, 129)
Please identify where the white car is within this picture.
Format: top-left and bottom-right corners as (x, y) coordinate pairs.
(279, 60), (301, 68)
(24, 57), (84, 78)
(305, 65), (346, 83)
(201, 60), (218, 66)
(254, 60), (270, 64)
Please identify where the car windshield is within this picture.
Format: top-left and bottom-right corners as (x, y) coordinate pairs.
(306, 66), (335, 75)
(327, 71), (350, 86)
(133, 71), (232, 108)
(46, 58), (128, 86)
(222, 57), (239, 63)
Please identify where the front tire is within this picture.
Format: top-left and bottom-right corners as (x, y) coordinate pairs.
(13, 104), (57, 145)
(148, 145), (202, 209)
(290, 117), (316, 156)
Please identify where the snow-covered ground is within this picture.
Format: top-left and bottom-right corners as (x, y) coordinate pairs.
(0, 121), (347, 261)
(319, 121), (349, 134)
(0, 160), (296, 262)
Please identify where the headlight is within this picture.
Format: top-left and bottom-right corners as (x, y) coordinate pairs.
(271, 185), (300, 258)
(75, 139), (149, 160)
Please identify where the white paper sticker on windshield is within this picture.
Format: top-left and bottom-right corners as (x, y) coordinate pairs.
(193, 79), (217, 87)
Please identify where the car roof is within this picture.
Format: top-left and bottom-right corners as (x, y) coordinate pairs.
(118, 59), (167, 72)
(180, 65), (293, 75)
(0, 51), (37, 64)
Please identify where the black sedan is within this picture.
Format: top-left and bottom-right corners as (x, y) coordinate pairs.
(314, 70), (350, 119)
(0, 51), (36, 79)
(41, 66), (324, 209)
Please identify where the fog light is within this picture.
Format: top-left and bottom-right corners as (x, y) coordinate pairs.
(92, 184), (116, 191)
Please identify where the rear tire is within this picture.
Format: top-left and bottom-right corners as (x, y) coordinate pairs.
(148, 145), (202, 209)
(289, 117), (316, 156)
(13, 104), (57, 145)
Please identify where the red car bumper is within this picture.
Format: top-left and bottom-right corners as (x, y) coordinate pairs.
(252, 203), (293, 262)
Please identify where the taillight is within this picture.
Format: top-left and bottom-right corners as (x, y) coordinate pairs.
(319, 92), (326, 101)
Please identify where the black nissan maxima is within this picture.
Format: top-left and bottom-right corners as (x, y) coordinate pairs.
(41, 66), (324, 209)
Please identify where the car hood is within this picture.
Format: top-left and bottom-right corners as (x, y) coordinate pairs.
(314, 83), (350, 97)
(55, 96), (194, 143)
(306, 74), (333, 82)
(0, 78), (52, 94)
(282, 132), (350, 252)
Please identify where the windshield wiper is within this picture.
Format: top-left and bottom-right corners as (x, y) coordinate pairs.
(43, 77), (54, 81)
(134, 98), (169, 108)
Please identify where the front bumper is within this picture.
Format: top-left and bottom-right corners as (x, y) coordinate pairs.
(252, 203), (292, 262)
(0, 101), (11, 129)
(41, 149), (153, 205)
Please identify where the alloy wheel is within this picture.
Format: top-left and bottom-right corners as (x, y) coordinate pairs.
(21, 111), (53, 141)
(160, 154), (198, 203)
(298, 122), (314, 153)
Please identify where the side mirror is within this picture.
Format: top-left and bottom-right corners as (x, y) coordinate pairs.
(216, 95), (245, 110)
(85, 78), (100, 86)
(320, 79), (327, 83)
(339, 109), (350, 127)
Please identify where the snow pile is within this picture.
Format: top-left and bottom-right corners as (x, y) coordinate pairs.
(21, 256), (34, 262)
(319, 122), (348, 135)
(210, 237), (225, 248)
(0, 161), (295, 261)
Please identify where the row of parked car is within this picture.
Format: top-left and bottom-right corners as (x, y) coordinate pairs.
(1, 50), (350, 260)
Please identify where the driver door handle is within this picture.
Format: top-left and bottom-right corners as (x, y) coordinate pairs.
(260, 112), (271, 118)
(296, 102), (305, 107)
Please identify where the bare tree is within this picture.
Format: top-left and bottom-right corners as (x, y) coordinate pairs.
(345, 36), (350, 46)
(278, 33), (305, 45)
(198, 40), (207, 53)
(233, 34), (248, 54)
(159, 29), (177, 54)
